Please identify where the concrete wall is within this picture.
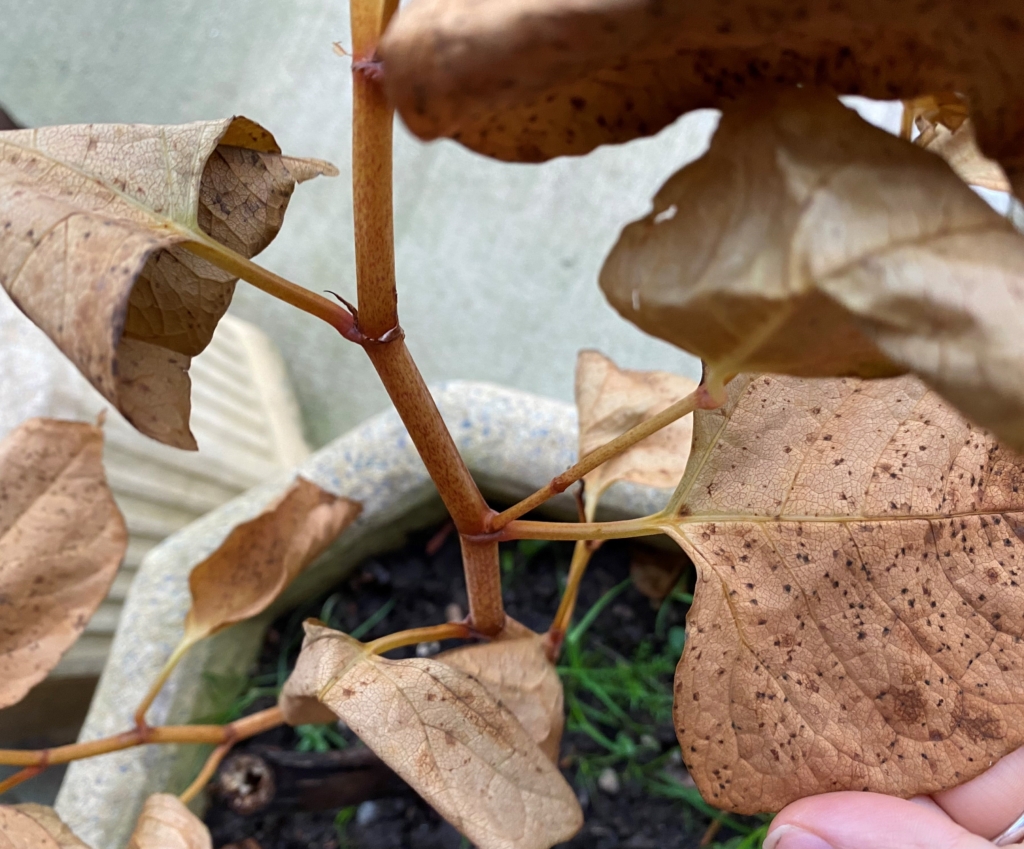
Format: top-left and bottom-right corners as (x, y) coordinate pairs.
(0, 0), (709, 447)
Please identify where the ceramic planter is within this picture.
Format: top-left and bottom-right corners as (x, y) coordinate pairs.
(55, 382), (672, 848)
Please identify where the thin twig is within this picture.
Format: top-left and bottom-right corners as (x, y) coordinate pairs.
(498, 515), (666, 543)
(181, 235), (359, 340)
(0, 766), (43, 796)
(0, 707), (284, 773)
(180, 742), (233, 805)
(491, 386), (709, 531)
(365, 622), (473, 656)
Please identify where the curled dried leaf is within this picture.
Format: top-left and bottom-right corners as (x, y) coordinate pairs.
(185, 478), (360, 646)
(440, 631), (565, 763)
(575, 350), (696, 520)
(380, 0), (1024, 189)
(127, 794), (211, 849)
(0, 118), (336, 448)
(281, 623), (582, 849)
(0, 805), (90, 848)
(0, 418), (127, 709)
(669, 373), (1024, 812)
(601, 89), (1024, 452)
(917, 119), (1010, 192)
(905, 94), (1011, 192)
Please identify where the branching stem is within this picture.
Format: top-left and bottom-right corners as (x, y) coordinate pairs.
(491, 384), (716, 530)
(347, 0), (503, 634)
(179, 741), (233, 805)
(545, 539), (599, 659)
(0, 707), (283, 774)
(501, 515), (667, 543)
(365, 621), (472, 656)
(182, 235), (359, 340)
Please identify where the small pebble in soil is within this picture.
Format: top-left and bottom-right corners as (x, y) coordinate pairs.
(415, 640), (441, 657)
(356, 800), (379, 826)
(444, 602), (463, 622)
(598, 768), (621, 796)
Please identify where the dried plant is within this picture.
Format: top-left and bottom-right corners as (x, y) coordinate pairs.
(2, 0), (1024, 846)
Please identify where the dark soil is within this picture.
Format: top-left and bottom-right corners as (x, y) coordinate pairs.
(203, 525), (758, 849)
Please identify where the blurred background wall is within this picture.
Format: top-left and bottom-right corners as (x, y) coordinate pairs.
(0, 0), (712, 448)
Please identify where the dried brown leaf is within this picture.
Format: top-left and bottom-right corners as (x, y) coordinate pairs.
(629, 546), (686, 606)
(127, 794), (211, 849)
(0, 418), (127, 709)
(576, 350), (696, 520)
(601, 89), (1024, 453)
(184, 478), (360, 646)
(0, 805), (90, 848)
(280, 622), (583, 849)
(0, 118), (336, 448)
(439, 632), (565, 763)
(668, 373), (1024, 813)
(917, 120), (1011, 193)
(379, 0), (1024, 189)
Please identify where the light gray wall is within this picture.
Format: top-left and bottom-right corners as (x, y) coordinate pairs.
(1, 0), (713, 446)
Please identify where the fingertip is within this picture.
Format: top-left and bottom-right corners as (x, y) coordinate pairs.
(767, 791), (991, 849)
(934, 745), (1024, 839)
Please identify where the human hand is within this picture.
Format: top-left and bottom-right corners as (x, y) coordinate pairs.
(764, 747), (1024, 849)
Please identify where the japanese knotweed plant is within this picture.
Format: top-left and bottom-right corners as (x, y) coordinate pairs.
(3, 0), (1024, 846)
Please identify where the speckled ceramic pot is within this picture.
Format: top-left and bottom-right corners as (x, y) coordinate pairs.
(55, 382), (672, 848)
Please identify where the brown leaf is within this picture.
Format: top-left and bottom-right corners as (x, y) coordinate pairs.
(576, 351), (696, 520)
(127, 794), (211, 849)
(600, 88), (1024, 453)
(0, 118), (336, 449)
(0, 805), (90, 848)
(379, 0), (1024, 187)
(629, 546), (685, 606)
(668, 372), (1024, 813)
(439, 632), (565, 763)
(184, 478), (360, 647)
(280, 623), (583, 849)
(904, 93), (1011, 192)
(0, 418), (127, 709)
(918, 120), (1011, 193)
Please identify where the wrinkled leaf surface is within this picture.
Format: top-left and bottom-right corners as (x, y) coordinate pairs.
(0, 418), (126, 709)
(127, 794), (211, 849)
(575, 350), (696, 520)
(669, 373), (1024, 812)
(601, 90), (1024, 452)
(379, 0), (1024, 191)
(281, 622), (582, 849)
(185, 478), (360, 645)
(0, 805), (89, 848)
(440, 632), (565, 763)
